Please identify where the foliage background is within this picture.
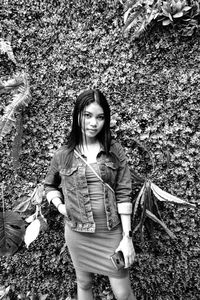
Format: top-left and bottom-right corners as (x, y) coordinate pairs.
(0, 0), (200, 299)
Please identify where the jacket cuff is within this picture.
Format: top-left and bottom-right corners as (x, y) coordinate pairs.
(46, 191), (63, 204)
(117, 202), (132, 214)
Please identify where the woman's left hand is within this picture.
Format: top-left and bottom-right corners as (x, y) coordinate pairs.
(115, 237), (136, 269)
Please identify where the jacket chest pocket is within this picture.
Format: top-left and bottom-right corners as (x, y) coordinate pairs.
(60, 166), (79, 187)
(101, 161), (118, 184)
(105, 161), (117, 170)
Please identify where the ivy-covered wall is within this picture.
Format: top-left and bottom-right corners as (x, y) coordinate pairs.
(0, 1), (200, 299)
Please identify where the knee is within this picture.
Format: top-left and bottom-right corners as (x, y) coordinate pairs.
(114, 288), (131, 300)
(76, 274), (92, 291)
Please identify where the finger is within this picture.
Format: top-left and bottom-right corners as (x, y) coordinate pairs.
(124, 256), (129, 268)
(115, 246), (120, 253)
(130, 253), (136, 265)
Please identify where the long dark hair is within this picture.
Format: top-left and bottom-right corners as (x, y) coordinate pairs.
(67, 89), (111, 155)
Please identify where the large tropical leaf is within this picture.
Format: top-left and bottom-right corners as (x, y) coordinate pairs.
(0, 210), (25, 256)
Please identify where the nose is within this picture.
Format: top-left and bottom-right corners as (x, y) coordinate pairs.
(90, 117), (97, 126)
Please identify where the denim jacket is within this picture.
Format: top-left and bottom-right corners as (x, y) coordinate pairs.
(45, 140), (132, 233)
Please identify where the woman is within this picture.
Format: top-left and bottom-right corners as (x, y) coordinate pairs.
(45, 89), (137, 300)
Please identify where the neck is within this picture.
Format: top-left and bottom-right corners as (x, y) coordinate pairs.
(82, 136), (99, 146)
(80, 139), (100, 162)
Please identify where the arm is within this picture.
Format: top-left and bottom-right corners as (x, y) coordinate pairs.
(116, 214), (136, 268)
(44, 152), (66, 215)
(113, 142), (136, 267)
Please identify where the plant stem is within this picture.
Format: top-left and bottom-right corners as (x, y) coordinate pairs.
(1, 182), (5, 213)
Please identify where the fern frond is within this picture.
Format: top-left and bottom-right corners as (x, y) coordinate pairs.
(125, 0), (140, 11)
(4, 75), (24, 90)
(0, 73), (31, 141)
(0, 38), (17, 65)
(123, 6), (145, 32)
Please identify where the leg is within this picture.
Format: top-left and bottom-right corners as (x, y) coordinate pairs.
(109, 275), (137, 300)
(75, 269), (93, 300)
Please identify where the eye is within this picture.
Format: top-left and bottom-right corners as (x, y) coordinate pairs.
(83, 112), (91, 119)
(97, 115), (105, 121)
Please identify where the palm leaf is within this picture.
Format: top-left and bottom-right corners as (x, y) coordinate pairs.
(138, 184), (148, 240)
(146, 209), (176, 239)
(132, 183), (145, 221)
(151, 182), (196, 207)
(0, 210), (25, 256)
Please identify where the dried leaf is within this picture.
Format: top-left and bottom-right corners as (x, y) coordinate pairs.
(24, 219), (41, 248)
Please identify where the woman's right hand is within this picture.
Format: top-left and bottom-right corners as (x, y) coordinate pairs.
(57, 203), (67, 216)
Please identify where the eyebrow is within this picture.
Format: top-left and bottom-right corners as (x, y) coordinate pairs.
(84, 111), (104, 116)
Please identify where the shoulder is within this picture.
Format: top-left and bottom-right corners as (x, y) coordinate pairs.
(53, 145), (72, 161)
(54, 145), (69, 155)
(110, 139), (126, 161)
(110, 139), (124, 152)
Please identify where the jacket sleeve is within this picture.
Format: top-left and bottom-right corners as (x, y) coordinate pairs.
(44, 152), (63, 204)
(113, 142), (133, 215)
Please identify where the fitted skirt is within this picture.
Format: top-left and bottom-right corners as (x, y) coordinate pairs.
(64, 222), (128, 278)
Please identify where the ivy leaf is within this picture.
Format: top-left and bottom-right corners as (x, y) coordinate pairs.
(0, 210), (26, 256)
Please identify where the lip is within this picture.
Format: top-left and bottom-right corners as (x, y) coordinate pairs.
(87, 129), (97, 132)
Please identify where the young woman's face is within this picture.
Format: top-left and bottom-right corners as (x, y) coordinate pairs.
(81, 102), (105, 142)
